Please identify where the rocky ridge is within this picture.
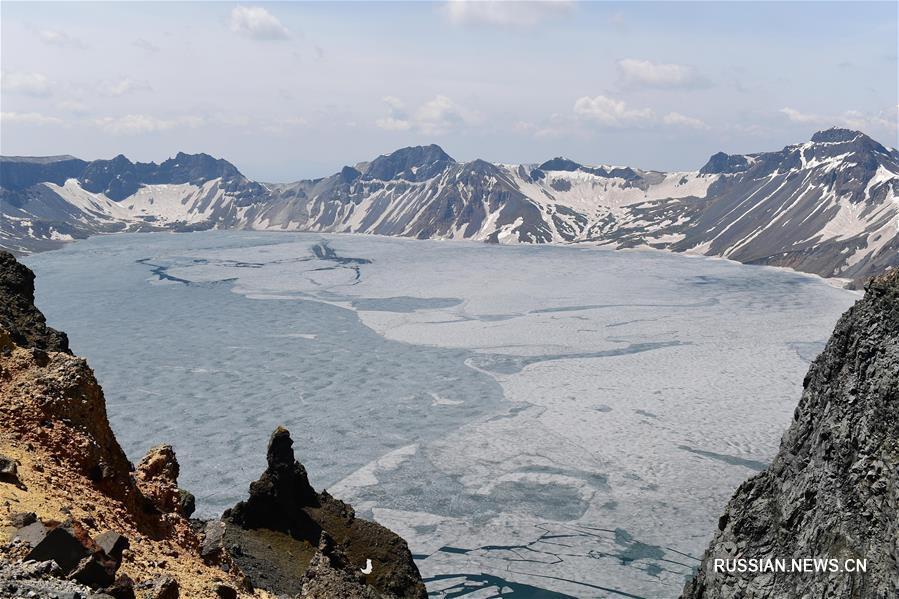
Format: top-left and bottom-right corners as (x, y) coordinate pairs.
(682, 269), (899, 598)
(0, 251), (427, 598)
(2, 128), (897, 284)
(222, 427), (427, 598)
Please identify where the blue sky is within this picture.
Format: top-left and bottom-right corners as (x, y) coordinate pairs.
(1, 1), (897, 181)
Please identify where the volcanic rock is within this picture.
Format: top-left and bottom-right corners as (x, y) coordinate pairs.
(135, 575), (179, 599)
(0, 251), (70, 353)
(682, 270), (899, 598)
(224, 427), (427, 599)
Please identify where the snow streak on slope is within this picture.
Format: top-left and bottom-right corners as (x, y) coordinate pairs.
(2, 128), (897, 282)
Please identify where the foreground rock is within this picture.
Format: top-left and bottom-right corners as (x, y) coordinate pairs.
(223, 427), (428, 598)
(682, 270), (899, 598)
(0, 251), (249, 596)
(0, 250), (429, 598)
(0, 250), (69, 353)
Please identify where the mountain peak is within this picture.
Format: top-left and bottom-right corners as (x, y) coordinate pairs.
(699, 151), (751, 175)
(364, 144), (455, 182)
(538, 157), (582, 172)
(810, 127), (865, 144)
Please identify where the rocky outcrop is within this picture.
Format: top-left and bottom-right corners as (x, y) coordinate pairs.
(223, 427), (428, 599)
(135, 445), (196, 519)
(0, 252), (428, 598)
(682, 270), (899, 598)
(0, 251), (69, 353)
(299, 533), (380, 599)
(0, 253), (244, 595)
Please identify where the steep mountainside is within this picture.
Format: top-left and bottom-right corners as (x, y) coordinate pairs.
(682, 269), (899, 598)
(0, 251), (426, 598)
(2, 128), (897, 282)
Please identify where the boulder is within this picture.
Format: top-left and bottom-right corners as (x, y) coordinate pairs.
(94, 531), (130, 563)
(8, 511), (37, 528)
(135, 575), (179, 599)
(135, 445), (184, 515)
(212, 583), (237, 599)
(102, 574), (136, 599)
(176, 489), (195, 518)
(14, 520), (49, 546)
(200, 520), (226, 563)
(68, 553), (116, 587)
(25, 525), (90, 573)
(299, 532), (378, 599)
(0, 454), (19, 484)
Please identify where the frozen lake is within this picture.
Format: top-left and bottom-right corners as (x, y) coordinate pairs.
(24, 231), (857, 598)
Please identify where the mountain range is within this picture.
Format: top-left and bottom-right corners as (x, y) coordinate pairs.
(2, 127), (897, 284)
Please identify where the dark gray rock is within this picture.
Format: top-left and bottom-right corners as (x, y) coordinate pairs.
(211, 583), (237, 599)
(682, 270), (899, 599)
(0, 558), (94, 598)
(25, 526), (91, 574)
(223, 427), (427, 599)
(699, 151), (751, 175)
(224, 426), (320, 539)
(67, 554), (115, 588)
(8, 512), (37, 528)
(0, 252), (70, 352)
(14, 521), (49, 547)
(135, 576), (178, 599)
(363, 145), (454, 182)
(200, 521), (225, 563)
(93, 531), (129, 563)
(538, 157), (582, 172)
(101, 574), (136, 599)
(0, 455), (18, 485)
(176, 489), (195, 519)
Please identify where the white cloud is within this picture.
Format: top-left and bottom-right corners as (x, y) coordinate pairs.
(617, 58), (706, 89)
(376, 95), (478, 135)
(779, 107), (822, 124)
(443, 0), (574, 27)
(376, 96), (412, 131)
(414, 95), (478, 134)
(99, 78), (152, 97)
(1, 71), (52, 97)
(779, 106), (898, 132)
(39, 29), (87, 49)
(573, 95), (655, 127)
(663, 111), (709, 129)
(838, 107), (898, 132)
(94, 114), (204, 135)
(1, 112), (64, 126)
(230, 6), (290, 40)
(573, 95), (707, 131)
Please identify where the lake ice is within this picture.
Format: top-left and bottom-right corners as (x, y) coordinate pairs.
(24, 231), (857, 598)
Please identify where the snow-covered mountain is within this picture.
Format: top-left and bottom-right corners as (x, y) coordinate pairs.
(2, 128), (897, 283)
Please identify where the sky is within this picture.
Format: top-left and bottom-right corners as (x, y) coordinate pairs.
(1, 1), (897, 181)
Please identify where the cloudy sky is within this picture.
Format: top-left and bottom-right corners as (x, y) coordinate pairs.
(1, 1), (896, 181)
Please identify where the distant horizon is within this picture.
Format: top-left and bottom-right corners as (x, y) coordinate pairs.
(2, 1), (896, 180)
(1, 125), (894, 184)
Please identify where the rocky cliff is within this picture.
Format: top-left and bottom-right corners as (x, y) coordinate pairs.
(0, 251), (69, 353)
(0, 251), (427, 598)
(682, 270), (899, 598)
